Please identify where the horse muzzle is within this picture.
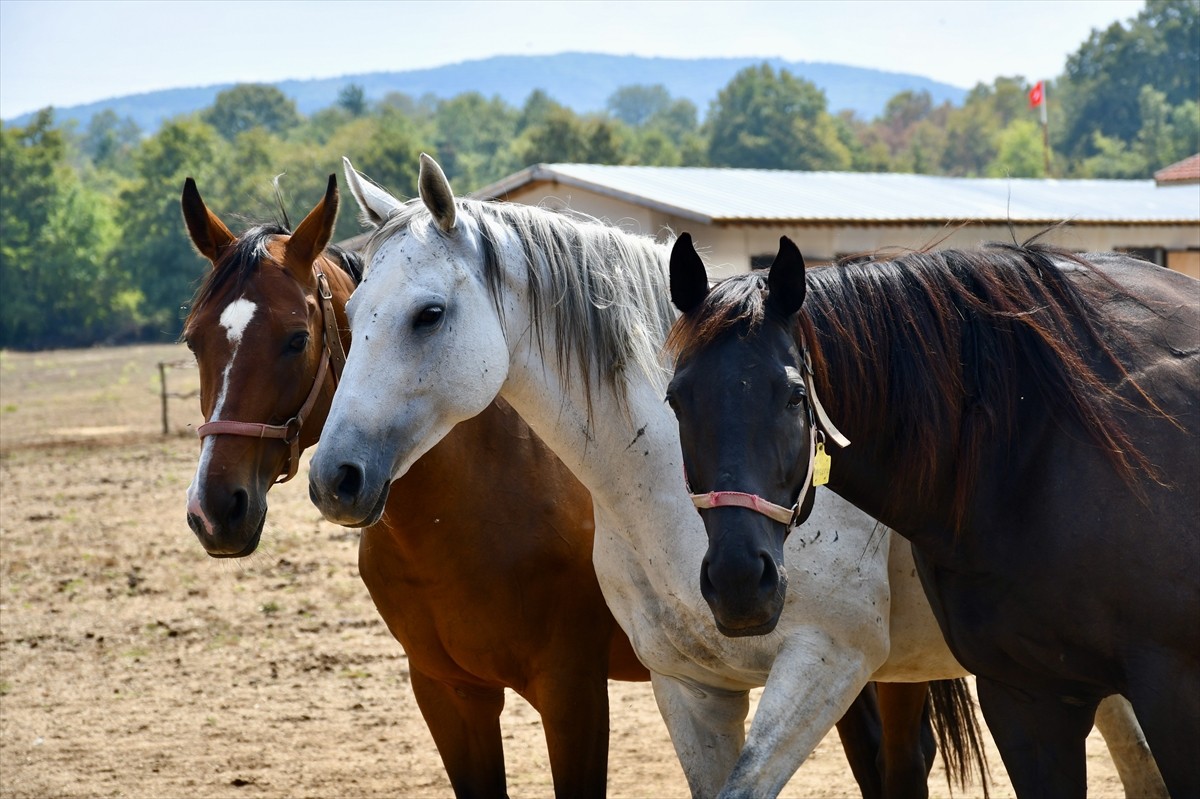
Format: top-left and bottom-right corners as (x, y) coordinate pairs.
(698, 513), (789, 637)
(307, 457), (390, 528)
(186, 484), (267, 558)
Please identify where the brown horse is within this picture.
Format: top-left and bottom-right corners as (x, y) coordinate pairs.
(180, 175), (951, 798)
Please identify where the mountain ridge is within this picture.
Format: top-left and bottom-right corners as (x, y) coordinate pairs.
(5, 52), (968, 132)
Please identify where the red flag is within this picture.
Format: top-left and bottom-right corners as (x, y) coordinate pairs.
(1029, 81), (1045, 108)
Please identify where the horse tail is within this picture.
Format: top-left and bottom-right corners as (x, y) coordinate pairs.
(929, 678), (991, 797)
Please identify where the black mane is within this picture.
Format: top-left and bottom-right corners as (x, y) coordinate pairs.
(186, 225), (363, 327)
(670, 241), (1164, 530)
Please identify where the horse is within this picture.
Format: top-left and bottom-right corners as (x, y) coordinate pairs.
(180, 175), (655, 798)
(305, 154), (1009, 798)
(663, 232), (1196, 797)
(176, 175), (944, 799)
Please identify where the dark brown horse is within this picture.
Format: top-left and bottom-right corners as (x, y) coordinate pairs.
(665, 234), (1197, 798)
(179, 177), (951, 797)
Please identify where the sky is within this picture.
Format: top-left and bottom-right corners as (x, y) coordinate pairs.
(0, 0), (1146, 120)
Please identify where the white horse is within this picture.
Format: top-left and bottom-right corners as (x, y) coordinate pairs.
(307, 154), (1163, 798)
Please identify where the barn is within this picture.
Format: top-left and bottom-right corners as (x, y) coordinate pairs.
(473, 164), (1200, 279)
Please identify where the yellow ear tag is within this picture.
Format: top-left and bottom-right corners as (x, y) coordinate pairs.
(813, 442), (832, 487)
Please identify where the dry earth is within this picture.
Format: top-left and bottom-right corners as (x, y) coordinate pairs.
(0, 344), (1130, 798)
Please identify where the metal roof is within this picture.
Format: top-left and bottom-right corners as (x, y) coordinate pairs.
(474, 164), (1200, 226)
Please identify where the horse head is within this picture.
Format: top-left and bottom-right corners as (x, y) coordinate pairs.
(665, 234), (821, 636)
(307, 155), (511, 528)
(180, 175), (351, 556)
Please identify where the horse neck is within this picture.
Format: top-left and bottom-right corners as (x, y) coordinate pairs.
(802, 271), (963, 543)
(490, 233), (701, 559)
(504, 346), (687, 516)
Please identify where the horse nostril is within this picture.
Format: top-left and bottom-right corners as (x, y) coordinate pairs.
(335, 463), (364, 503)
(226, 488), (248, 525)
(699, 557), (716, 603)
(760, 552), (780, 594)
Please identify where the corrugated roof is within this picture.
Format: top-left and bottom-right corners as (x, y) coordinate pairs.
(474, 164), (1200, 226)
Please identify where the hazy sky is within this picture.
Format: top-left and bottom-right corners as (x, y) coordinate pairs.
(0, 0), (1145, 120)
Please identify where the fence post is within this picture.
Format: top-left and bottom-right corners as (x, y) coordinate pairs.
(159, 361), (169, 436)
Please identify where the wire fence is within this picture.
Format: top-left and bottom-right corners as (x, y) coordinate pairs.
(158, 359), (199, 436)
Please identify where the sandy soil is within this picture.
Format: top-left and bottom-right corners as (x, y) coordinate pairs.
(0, 344), (1130, 798)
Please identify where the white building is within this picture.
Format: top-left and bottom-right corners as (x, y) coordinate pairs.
(474, 165), (1200, 279)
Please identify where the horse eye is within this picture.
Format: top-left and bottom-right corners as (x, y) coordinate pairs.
(414, 305), (445, 329)
(183, 336), (196, 353)
(287, 332), (310, 353)
(786, 385), (806, 410)
(665, 392), (680, 415)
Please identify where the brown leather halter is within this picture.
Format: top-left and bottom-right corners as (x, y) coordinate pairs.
(196, 262), (347, 484)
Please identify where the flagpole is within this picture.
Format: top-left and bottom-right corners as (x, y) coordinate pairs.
(1041, 81), (1051, 176)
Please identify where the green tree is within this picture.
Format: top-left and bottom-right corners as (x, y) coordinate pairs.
(1170, 99), (1200, 162)
(203, 84), (302, 140)
(516, 90), (566, 134)
(986, 119), (1047, 177)
(516, 106), (590, 164)
(113, 117), (224, 338)
(651, 97), (701, 141)
(433, 93), (519, 190)
(1059, 0), (1199, 158)
(337, 83), (368, 117)
(706, 64), (851, 170)
(348, 110), (430, 200)
(0, 110), (126, 348)
(607, 85), (672, 127)
(1079, 131), (1149, 178)
(80, 109), (141, 173)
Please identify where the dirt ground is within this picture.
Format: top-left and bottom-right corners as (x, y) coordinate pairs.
(0, 344), (1130, 798)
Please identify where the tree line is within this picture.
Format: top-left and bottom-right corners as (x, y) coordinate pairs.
(1, 0), (1195, 350)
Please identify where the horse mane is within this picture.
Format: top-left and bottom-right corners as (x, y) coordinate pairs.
(185, 224), (363, 329)
(668, 241), (1164, 531)
(186, 224), (287, 327)
(365, 199), (677, 419)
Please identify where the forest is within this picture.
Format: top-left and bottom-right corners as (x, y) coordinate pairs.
(1, 0), (1195, 350)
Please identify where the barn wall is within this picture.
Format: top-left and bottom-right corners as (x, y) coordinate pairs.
(500, 184), (1200, 279)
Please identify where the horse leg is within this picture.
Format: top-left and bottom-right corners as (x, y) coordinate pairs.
(833, 683), (884, 799)
(1125, 652), (1200, 797)
(650, 671), (750, 799)
(1092, 694), (1167, 799)
(975, 677), (1093, 799)
(876, 682), (932, 799)
(408, 668), (507, 799)
(526, 670), (609, 799)
(720, 639), (877, 799)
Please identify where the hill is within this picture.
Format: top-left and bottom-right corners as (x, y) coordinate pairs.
(5, 52), (967, 132)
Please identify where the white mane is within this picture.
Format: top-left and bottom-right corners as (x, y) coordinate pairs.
(365, 198), (678, 415)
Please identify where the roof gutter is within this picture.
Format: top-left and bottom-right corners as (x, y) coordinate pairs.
(472, 165), (714, 225)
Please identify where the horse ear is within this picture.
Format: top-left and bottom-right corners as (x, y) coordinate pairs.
(286, 173), (338, 272)
(181, 177), (235, 265)
(342, 156), (402, 228)
(669, 233), (709, 314)
(418, 152), (457, 233)
(766, 236), (807, 318)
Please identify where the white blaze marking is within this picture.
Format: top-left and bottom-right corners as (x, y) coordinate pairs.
(187, 296), (258, 530)
(220, 297), (256, 345)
